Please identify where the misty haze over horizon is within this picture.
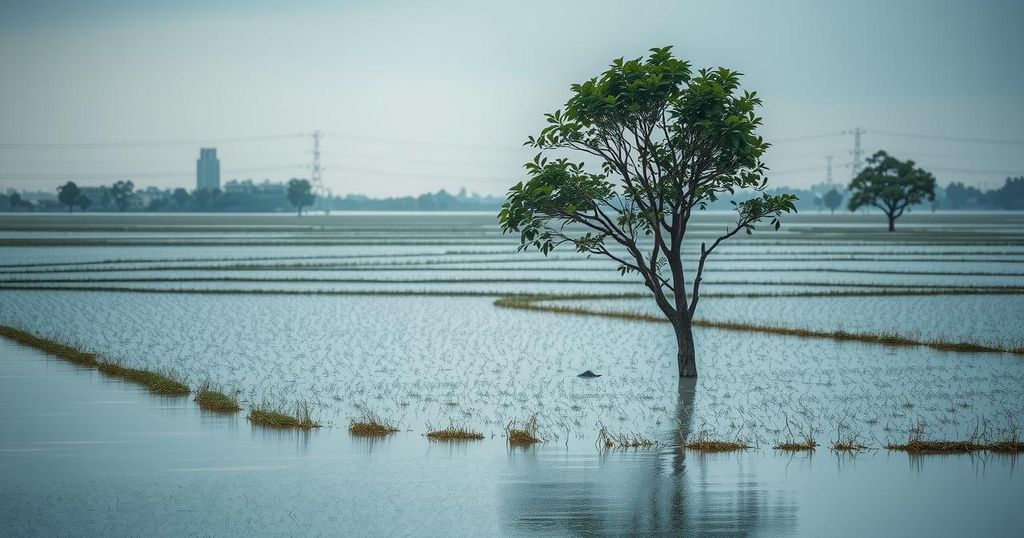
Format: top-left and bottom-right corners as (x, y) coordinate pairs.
(1, 0), (1022, 197)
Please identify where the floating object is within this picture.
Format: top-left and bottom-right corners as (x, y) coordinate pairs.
(577, 370), (602, 378)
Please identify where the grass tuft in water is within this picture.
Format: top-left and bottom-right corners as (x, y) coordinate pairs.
(248, 402), (320, 429)
(774, 434), (818, 451)
(426, 425), (485, 441)
(597, 426), (655, 449)
(0, 325), (99, 367)
(194, 381), (241, 412)
(348, 412), (399, 436)
(830, 424), (869, 452)
(506, 415), (542, 445)
(97, 360), (190, 396)
(683, 430), (750, 452)
(885, 423), (1024, 454)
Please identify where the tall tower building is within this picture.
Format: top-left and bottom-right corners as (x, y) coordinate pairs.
(196, 148), (220, 191)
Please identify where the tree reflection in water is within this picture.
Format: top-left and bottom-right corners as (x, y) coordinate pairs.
(499, 378), (797, 535)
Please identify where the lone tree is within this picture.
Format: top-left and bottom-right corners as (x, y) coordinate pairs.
(498, 47), (797, 378)
(287, 178), (316, 216)
(110, 180), (135, 212)
(848, 150), (935, 231)
(823, 188), (843, 215)
(57, 181), (82, 212)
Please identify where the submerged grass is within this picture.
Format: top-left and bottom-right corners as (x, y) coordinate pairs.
(248, 402), (320, 429)
(597, 426), (656, 449)
(495, 296), (1024, 356)
(683, 431), (751, 452)
(886, 423), (1024, 454)
(426, 425), (485, 441)
(349, 412), (400, 436)
(774, 434), (819, 451)
(830, 424), (870, 452)
(96, 360), (190, 396)
(194, 382), (241, 412)
(506, 416), (542, 445)
(0, 325), (99, 367)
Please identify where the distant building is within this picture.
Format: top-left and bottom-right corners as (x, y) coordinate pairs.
(196, 148), (220, 191)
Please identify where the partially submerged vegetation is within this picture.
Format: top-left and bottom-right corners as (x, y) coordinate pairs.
(97, 360), (190, 395)
(0, 325), (99, 367)
(597, 426), (655, 449)
(426, 425), (485, 441)
(683, 431), (751, 452)
(506, 416), (542, 445)
(349, 412), (400, 436)
(886, 423), (1024, 454)
(494, 296), (1024, 356)
(248, 402), (320, 429)
(830, 425), (870, 452)
(774, 435), (818, 451)
(194, 382), (241, 412)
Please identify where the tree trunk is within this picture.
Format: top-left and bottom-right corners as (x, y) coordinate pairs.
(675, 319), (698, 378)
(297, 206), (303, 217)
(887, 214), (895, 232)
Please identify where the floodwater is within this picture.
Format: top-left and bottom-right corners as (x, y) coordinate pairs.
(1, 211), (1023, 536)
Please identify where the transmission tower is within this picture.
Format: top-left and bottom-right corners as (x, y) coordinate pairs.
(844, 127), (865, 179)
(310, 130), (324, 213)
(825, 155), (833, 186)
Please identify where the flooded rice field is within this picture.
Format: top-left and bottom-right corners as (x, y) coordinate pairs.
(1, 212), (1023, 536)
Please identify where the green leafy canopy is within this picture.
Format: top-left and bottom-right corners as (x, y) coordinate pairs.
(498, 47), (796, 321)
(848, 150), (936, 216)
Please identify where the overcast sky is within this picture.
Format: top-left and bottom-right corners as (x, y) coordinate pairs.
(1, 0), (1022, 197)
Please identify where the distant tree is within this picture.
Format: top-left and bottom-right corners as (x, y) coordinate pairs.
(945, 181), (987, 209)
(194, 188), (213, 209)
(57, 181), (82, 213)
(848, 151), (935, 232)
(78, 195), (92, 211)
(287, 178), (316, 216)
(992, 177), (1024, 210)
(498, 47), (797, 378)
(823, 188), (843, 215)
(813, 196), (823, 213)
(172, 188), (191, 208)
(110, 180), (135, 212)
(9, 192), (22, 209)
(147, 198), (168, 212)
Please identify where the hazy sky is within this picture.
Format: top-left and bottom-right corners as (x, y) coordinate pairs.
(1, 0), (1022, 196)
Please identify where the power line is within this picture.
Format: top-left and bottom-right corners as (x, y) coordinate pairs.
(323, 132), (524, 152)
(871, 130), (1024, 145)
(0, 134), (305, 150)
